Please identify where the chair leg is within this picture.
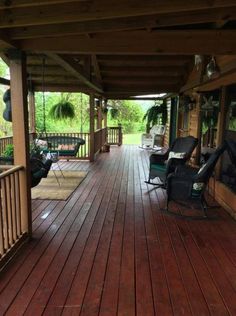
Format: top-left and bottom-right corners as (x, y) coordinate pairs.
(164, 197), (217, 220)
(200, 197), (208, 218)
(144, 174), (165, 188)
(200, 195), (218, 219)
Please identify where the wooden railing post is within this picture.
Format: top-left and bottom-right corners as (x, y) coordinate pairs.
(118, 124), (123, 146)
(97, 98), (102, 130)
(103, 99), (108, 128)
(89, 94), (95, 162)
(9, 49), (32, 237)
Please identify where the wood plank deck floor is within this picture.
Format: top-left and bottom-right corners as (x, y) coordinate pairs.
(0, 145), (236, 316)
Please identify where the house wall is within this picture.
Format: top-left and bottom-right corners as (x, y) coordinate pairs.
(180, 55), (236, 218)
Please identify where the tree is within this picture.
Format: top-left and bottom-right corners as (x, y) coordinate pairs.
(35, 92), (90, 133)
(107, 99), (145, 133)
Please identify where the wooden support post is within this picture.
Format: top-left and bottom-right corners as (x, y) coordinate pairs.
(9, 49), (32, 236)
(29, 90), (36, 133)
(118, 123), (123, 146)
(215, 86), (227, 178)
(89, 94), (95, 162)
(103, 99), (108, 128)
(195, 94), (202, 166)
(97, 98), (102, 130)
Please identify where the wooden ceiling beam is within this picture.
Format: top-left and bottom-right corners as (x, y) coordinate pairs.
(0, 1), (236, 28)
(98, 56), (192, 67)
(101, 66), (186, 76)
(0, 0), (87, 9)
(0, 30), (17, 49)
(33, 83), (91, 93)
(0, 77), (10, 85)
(8, 7), (236, 40)
(30, 74), (78, 81)
(104, 86), (179, 94)
(27, 64), (68, 75)
(102, 78), (181, 85)
(46, 53), (103, 93)
(21, 30), (236, 55)
(0, 52), (10, 65)
(106, 96), (165, 100)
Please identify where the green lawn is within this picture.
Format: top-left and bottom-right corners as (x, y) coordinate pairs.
(123, 133), (143, 145)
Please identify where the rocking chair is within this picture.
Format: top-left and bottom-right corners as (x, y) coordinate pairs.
(145, 136), (198, 188)
(165, 143), (226, 219)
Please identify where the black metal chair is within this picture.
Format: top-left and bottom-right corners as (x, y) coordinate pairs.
(145, 136), (198, 188)
(30, 158), (52, 188)
(165, 143), (226, 219)
(0, 156), (52, 188)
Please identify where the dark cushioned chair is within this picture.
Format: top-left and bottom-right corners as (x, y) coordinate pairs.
(0, 156), (52, 188)
(30, 158), (52, 188)
(165, 143), (226, 219)
(145, 136), (198, 187)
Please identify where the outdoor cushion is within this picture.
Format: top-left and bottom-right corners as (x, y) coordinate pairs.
(58, 144), (75, 150)
(35, 138), (48, 149)
(150, 163), (166, 172)
(168, 151), (186, 160)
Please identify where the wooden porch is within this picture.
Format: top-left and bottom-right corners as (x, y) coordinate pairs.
(0, 145), (235, 316)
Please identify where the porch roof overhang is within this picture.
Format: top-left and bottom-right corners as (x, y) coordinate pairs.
(1, 1), (236, 98)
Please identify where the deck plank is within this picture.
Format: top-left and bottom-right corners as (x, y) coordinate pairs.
(0, 146), (235, 316)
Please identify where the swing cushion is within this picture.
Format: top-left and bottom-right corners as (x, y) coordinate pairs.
(35, 139), (48, 150)
(40, 136), (85, 158)
(57, 144), (75, 150)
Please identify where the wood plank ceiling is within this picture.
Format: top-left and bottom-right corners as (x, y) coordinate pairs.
(0, 0), (236, 98)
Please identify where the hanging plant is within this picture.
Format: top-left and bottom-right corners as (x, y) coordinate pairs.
(49, 101), (75, 120)
(110, 108), (119, 119)
(143, 102), (167, 133)
(102, 107), (109, 114)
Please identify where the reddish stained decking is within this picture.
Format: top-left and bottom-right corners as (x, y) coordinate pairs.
(0, 145), (236, 316)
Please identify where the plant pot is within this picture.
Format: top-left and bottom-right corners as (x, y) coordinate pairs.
(102, 144), (110, 152)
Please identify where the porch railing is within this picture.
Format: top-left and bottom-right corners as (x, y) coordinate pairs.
(0, 165), (28, 268)
(107, 126), (122, 145)
(0, 136), (13, 155)
(0, 126), (122, 161)
(39, 132), (90, 160)
(94, 127), (107, 154)
(0, 132), (90, 160)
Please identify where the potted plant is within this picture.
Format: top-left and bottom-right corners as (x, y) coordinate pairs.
(49, 100), (75, 120)
(0, 144), (14, 165)
(0, 142), (44, 165)
(110, 108), (119, 119)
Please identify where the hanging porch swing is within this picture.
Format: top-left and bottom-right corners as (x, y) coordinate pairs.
(37, 56), (85, 159)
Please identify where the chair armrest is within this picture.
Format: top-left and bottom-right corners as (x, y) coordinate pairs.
(165, 157), (188, 176)
(175, 164), (199, 176)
